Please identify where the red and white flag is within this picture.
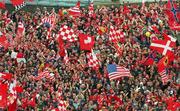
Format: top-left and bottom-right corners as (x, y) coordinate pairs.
(40, 13), (56, 39)
(0, 83), (8, 109)
(157, 56), (169, 84)
(8, 80), (17, 106)
(63, 50), (69, 65)
(150, 40), (175, 56)
(58, 100), (68, 111)
(68, 1), (81, 17)
(17, 22), (25, 35)
(88, 2), (94, 17)
(37, 70), (55, 81)
(109, 26), (118, 42)
(0, 1), (5, 9)
(79, 33), (94, 51)
(168, 20), (180, 31)
(59, 25), (77, 42)
(57, 34), (65, 57)
(0, 72), (12, 80)
(10, 0), (26, 10)
(162, 32), (177, 44)
(86, 50), (99, 70)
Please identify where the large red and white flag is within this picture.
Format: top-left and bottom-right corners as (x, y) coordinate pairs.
(59, 25), (77, 42)
(0, 83), (8, 109)
(86, 50), (99, 70)
(79, 33), (94, 51)
(68, 1), (81, 17)
(88, 2), (94, 17)
(150, 40), (175, 56)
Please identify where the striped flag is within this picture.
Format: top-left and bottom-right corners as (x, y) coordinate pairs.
(63, 50), (69, 65)
(88, 2), (94, 17)
(107, 64), (132, 81)
(157, 56), (170, 84)
(37, 70), (51, 80)
(40, 13), (56, 39)
(68, 1), (81, 17)
(159, 69), (169, 84)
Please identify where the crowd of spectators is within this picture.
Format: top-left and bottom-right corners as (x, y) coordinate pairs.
(0, 1), (180, 111)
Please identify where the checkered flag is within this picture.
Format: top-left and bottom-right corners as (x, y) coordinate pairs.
(109, 26), (121, 42)
(59, 25), (78, 42)
(86, 50), (99, 70)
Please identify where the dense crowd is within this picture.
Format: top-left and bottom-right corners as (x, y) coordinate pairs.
(0, 1), (180, 111)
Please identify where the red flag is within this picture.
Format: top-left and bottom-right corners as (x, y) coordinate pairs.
(68, 1), (81, 17)
(0, 83), (8, 108)
(28, 97), (36, 107)
(151, 25), (160, 34)
(79, 33), (94, 51)
(8, 99), (17, 111)
(150, 40), (175, 56)
(86, 50), (100, 70)
(165, 0), (180, 28)
(88, 2), (94, 17)
(162, 32), (176, 42)
(59, 25), (77, 42)
(123, 5), (130, 14)
(157, 56), (169, 84)
(63, 50), (69, 64)
(10, 0), (24, 6)
(58, 35), (65, 57)
(168, 20), (180, 31)
(0, 31), (9, 49)
(0, 2), (5, 9)
(0, 72), (12, 80)
(17, 22), (25, 35)
(114, 43), (123, 56)
(13, 86), (23, 93)
(109, 26), (120, 42)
